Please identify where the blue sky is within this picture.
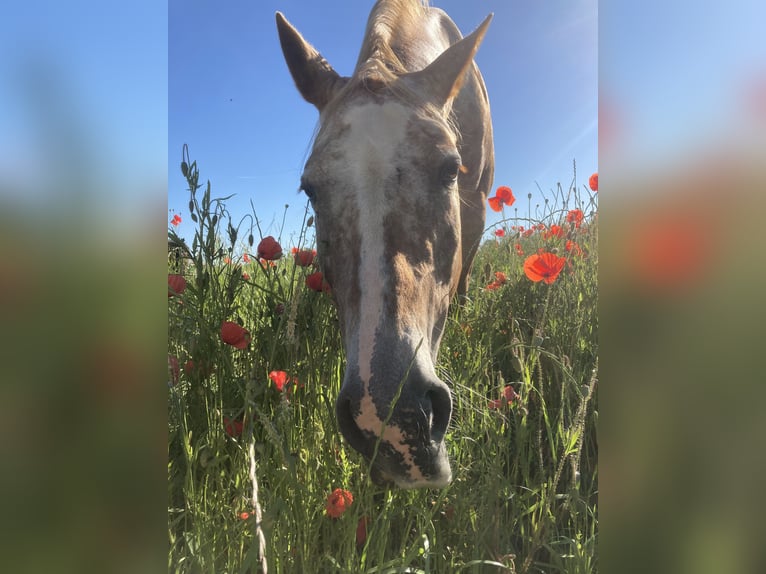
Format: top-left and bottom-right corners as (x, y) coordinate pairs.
(169, 0), (598, 248)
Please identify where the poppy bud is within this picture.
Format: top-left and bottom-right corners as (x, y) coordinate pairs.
(294, 249), (316, 267)
(220, 321), (250, 349)
(168, 274), (186, 297)
(257, 236), (283, 261)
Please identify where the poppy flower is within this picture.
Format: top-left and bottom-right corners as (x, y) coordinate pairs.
(306, 271), (330, 293)
(494, 228), (506, 238)
(257, 236), (283, 261)
(356, 516), (369, 547)
(543, 224), (565, 240)
(170, 214), (181, 226)
(294, 249), (316, 267)
(486, 271), (507, 290)
(224, 417), (244, 437)
(220, 321), (250, 349)
(629, 215), (710, 292)
(488, 398), (503, 409)
(488, 196), (503, 212)
(514, 244), (524, 256)
(242, 272), (250, 280)
(523, 252), (567, 284)
(268, 370), (289, 392)
(495, 186), (515, 205)
(566, 209), (584, 229)
(239, 511), (250, 520)
(243, 253), (251, 263)
(566, 240), (583, 256)
(168, 274), (186, 297)
(326, 488), (353, 518)
(589, 172), (598, 192)
(487, 186), (515, 212)
(503, 386), (519, 403)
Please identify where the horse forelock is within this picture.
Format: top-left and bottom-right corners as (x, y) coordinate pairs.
(355, 0), (431, 74)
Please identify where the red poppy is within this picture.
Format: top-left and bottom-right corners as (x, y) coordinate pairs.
(326, 488), (354, 518)
(589, 172), (598, 192)
(224, 417), (244, 437)
(239, 511), (250, 520)
(168, 274), (186, 297)
(523, 252), (567, 284)
(488, 398), (503, 409)
(294, 249), (316, 267)
(495, 186), (515, 206)
(566, 209), (584, 229)
(494, 271), (507, 285)
(543, 225), (565, 240)
(170, 214), (181, 226)
(503, 386), (519, 403)
(488, 186), (515, 212)
(243, 253), (251, 263)
(629, 215), (710, 292)
(523, 229), (534, 238)
(306, 271), (330, 293)
(356, 516), (369, 547)
(514, 243), (524, 256)
(268, 370), (289, 392)
(242, 272), (250, 280)
(223, 256), (232, 265)
(485, 281), (501, 291)
(220, 321), (250, 349)
(566, 240), (583, 256)
(494, 228), (506, 238)
(257, 236), (283, 261)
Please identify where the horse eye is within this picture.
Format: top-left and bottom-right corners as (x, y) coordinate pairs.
(440, 156), (461, 187)
(300, 181), (317, 201)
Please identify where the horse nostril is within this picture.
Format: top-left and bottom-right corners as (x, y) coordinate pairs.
(423, 384), (452, 443)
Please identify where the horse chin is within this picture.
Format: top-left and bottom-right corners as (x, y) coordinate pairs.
(369, 447), (453, 489)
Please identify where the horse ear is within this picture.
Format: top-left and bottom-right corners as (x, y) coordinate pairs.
(276, 12), (348, 111)
(409, 14), (493, 109)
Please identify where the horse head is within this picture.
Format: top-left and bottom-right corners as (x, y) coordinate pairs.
(276, 4), (493, 488)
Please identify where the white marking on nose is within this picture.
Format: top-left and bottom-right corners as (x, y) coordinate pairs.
(339, 101), (426, 477)
(340, 101), (411, 388)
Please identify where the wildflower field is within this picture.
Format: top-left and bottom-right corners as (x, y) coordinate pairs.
(168, 151), (598, 573)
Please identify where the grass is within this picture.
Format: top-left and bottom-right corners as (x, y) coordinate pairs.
(168, 147), (598, 573)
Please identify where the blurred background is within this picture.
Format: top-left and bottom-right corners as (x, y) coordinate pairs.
(0, 2), (166, 573)
(1, 1), (765, 573)
(601, 1), (766, 573)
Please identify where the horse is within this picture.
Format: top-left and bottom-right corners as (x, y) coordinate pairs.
(276, 0), (494, 488)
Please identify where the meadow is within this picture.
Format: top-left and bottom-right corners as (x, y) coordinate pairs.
(168, 148), (598, 573)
